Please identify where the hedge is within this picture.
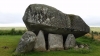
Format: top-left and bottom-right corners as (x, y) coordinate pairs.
(0, 28), (26, 35)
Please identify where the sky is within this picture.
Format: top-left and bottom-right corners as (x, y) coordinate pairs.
(0, 0), (100, 27)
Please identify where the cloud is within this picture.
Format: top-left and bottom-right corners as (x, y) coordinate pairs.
(0, 23), (25, 27)
(0, 13), (23, 24)
(0, 0), (100, 27)
(82, 16), (100, 26)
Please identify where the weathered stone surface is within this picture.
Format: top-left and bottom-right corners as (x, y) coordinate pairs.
(67, 14), (90, 37)
(65, 34), (75, 49)
(15, 31), (36, 53)
(23, 4), (90, 37)
(33, 30), (46, 51)
(48, 34), (64, 51)
(68, 14), (90, 32)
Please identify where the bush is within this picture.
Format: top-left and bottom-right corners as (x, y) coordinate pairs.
(75, 48), (91, 54)
(91, 31), (100, 35)
(0, 28), (26, 35)
(10, 28), (16, 35)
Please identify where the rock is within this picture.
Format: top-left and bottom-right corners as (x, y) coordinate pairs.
(15, 31), (36, 53)
(68, 14), (90, 37)
(85, 46), (89, 50)
(79, 44), (85, 48)
(48, 34), (64, 51)
(33, 30), (46, 51)
(23, 4), (90, 38)
(74, 45), (79, 49)
(84, 44), (89, 50)
(65, 34), (75, 49)
(74, 44), (90, 50)
(68, 14), (90, 33)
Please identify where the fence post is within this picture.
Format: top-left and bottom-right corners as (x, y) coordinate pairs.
(91, 31), (94, 39)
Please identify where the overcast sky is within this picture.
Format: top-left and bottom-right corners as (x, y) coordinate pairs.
(0, 0), (100, 27)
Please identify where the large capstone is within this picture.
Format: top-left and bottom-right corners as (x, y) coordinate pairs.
(33, 30), (46, 51)
(23, 4), (90, 38)
(48, 34), (64, 51)
(15, 31), (36, 53)
(67, 14), (90, 37)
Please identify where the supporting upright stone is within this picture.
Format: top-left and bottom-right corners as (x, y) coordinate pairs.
(48, 34), (64, 51)
(15, 31), (36, 54)
(64, 34), (76, 50)
(33, 30), (46, 51)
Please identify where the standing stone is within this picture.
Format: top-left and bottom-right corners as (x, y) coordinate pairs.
(33, 30), (46, 51)
(65, 34), (75, 49)
(15, 31), (36, 54)
(48, 34), (64, 51)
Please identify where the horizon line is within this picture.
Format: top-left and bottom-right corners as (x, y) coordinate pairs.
(0, 23), (100, 27)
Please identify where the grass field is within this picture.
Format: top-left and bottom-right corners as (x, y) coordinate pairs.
(0, 35), (100, 56)
(0, 27), (100, 56)
(90, 27), (100, 32)
(0, 35), (21, 56)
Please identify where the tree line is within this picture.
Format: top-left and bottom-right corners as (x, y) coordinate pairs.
(0, 28), (26, 35)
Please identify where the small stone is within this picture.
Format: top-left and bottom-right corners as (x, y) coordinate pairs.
(84, 44), (89, 50)
(80, 44), (84, 48)
(48, 33), (64, 51)
(85, 46), (89, 50)
(15, 31), (36, 53)
(65, 34), (76, 49)
(33, 30), (46, 51)
(74, 45), (79, 49)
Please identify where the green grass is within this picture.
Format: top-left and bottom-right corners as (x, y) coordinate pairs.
(0, 35), (100, 56)
(0, 35), (21, 56)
